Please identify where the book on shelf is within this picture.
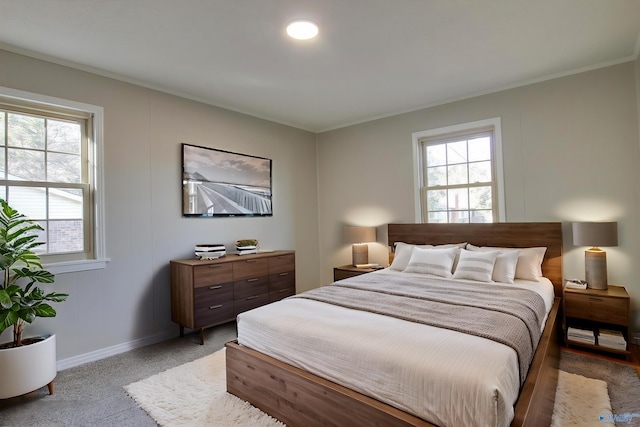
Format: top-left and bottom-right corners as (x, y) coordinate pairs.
(567, 326), (595, 345)
(597, 328), (627, 350)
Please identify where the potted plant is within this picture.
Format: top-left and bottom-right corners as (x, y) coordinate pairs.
(0, 198), (68, 398)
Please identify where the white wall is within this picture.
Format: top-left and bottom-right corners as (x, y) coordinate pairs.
(317, 62), (640, 337)
(0, 49), (321, 364)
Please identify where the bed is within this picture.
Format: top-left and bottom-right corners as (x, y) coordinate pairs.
(226, 222), (563, 427)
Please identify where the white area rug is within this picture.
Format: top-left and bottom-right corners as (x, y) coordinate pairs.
(551, 370), (613, 427)
(124, 348), (284, 426)
(125, 349), (612, 427)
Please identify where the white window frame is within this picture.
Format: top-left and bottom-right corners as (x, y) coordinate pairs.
(0, 86), (108, 274)
(412, 117), (505, 223)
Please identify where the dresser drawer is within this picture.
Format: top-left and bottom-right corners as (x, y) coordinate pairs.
(234, 276), (269, 300)
(234, 293), (269, 315)
(269, 287), (295, 302)
(194, 301), (234, 328)
(233, 258), (269, 280)
(565, 294), (629, 325)
(193, 282), (233, 308)
(269, 271), (295, 290)
(269, 253), (295, 274)
(193, 263), (233, 287)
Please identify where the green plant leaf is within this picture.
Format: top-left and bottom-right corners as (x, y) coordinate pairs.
(33, 304), (56, 317)
(0, 309), (19, 333)
(18, 307), (36, 323)
(0, 289), (11, 309)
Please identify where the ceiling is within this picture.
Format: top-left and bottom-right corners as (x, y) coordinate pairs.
(1, 1), (639, 132)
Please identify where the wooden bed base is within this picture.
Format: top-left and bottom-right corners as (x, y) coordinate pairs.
(227, 222), (563, 427)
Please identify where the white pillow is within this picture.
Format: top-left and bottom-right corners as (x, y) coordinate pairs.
(467, 246), (521, 284)
(452, 249), (500, 282)
(389, 242), (433, 271)
(468, 244), (546, 282)
(492, 249), (520, 284)
(404, 247), (458, 278)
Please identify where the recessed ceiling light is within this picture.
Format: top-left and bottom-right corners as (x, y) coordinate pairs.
(286, 20), (318, 40)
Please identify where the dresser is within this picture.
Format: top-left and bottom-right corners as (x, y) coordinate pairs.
(170, 250), (295, 344)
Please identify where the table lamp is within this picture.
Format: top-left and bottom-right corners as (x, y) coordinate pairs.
(344, 226), (376, 266)
(572, 221), (618, 290)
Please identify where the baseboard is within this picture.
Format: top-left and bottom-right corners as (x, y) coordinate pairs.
(56, 330), (176, 371)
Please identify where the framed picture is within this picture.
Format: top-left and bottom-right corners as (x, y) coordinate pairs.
(182, 143), (272, 217)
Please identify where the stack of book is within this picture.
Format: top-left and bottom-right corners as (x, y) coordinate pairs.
(567, 326), (595, 345)
(194, 244), (226, 260)
(597, 328), (627, 350)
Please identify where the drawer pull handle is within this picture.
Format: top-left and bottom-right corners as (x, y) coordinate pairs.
(588, 297), (603, 301)
(278, 288), (289, 293)
(246, 259), (257, 263)
(209, 304), (223, 310)
(246, 295), (258, 300)
(208, 265), (222, 268)
(209, 285), (222, 290)
(247, 278), (258, 282)
(279, 272), (289, 276)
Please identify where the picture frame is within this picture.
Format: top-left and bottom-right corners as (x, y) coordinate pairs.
(182, 143), (272, 217)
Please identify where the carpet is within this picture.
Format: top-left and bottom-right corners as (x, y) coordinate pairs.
(124, 349), (284, 427)
(125, 348), (637, 427)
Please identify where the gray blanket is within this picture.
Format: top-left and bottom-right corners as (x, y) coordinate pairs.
(291, 272), (547, 386)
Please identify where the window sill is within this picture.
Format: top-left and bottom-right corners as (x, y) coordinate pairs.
(43, 258), (110, 275)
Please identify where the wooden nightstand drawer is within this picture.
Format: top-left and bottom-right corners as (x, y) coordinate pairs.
(565, 286), (630, 325)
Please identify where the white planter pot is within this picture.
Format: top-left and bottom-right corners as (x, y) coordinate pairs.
(0, 334), (57, 399)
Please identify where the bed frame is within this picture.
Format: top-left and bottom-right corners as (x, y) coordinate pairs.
(226, 222), (563, 427)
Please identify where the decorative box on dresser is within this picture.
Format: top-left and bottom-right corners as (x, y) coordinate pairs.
(564, 284), (631, 359)
(171, 250), (295, 344)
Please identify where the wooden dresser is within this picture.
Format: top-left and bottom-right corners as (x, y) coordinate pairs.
(170, 250), (295, 344)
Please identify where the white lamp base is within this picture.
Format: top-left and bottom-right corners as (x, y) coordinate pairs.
(585, 248), (608, 290)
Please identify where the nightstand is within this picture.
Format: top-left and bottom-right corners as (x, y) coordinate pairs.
(333, 265), (379, 281)
(564, 285), (631, 358)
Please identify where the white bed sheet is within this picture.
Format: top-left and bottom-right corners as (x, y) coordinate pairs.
(236, 269), (555, 427)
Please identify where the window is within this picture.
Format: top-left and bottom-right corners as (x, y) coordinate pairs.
(0, 86), (106, 273)
(412, 118), (505, 223)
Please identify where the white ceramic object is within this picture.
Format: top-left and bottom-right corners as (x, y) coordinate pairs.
(0, 334), (57, 398)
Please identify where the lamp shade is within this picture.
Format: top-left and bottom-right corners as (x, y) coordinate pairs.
(344, 226), (376, 244)
(572, 222), (618, 247)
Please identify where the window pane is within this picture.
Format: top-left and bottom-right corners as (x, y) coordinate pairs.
(471, 210), (492, 223)
(426, 189), (447, 211)
(426, 166), (446, 187)
(8, 148), (45, 181)
(448, 188), (468, 210)
(8, 113), (45, 149)
(0, 186), (5, 200)
(468, 136), (491, 162)
(427, 211), (447, 223)
(47, 120), (81, 154)
(448, 211), (469, 223)
(49, 188), (83, 219)
(469, 161), (492, 183)
(426, 144), (446, 167)
(48, 152), (82, 183)
(7, 186), (46, 219)
(0, 111), (5, 145)
(447, 164), (468, 185)
(0, 149), (4, 178)
(48, 220), (84, 253)
(31, 220), (47, 254)
(447, 140), (467, 164)
(469, 186), (492, 209)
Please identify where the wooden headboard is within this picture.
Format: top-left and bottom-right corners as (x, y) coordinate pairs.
(387, 222), (563, 296)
